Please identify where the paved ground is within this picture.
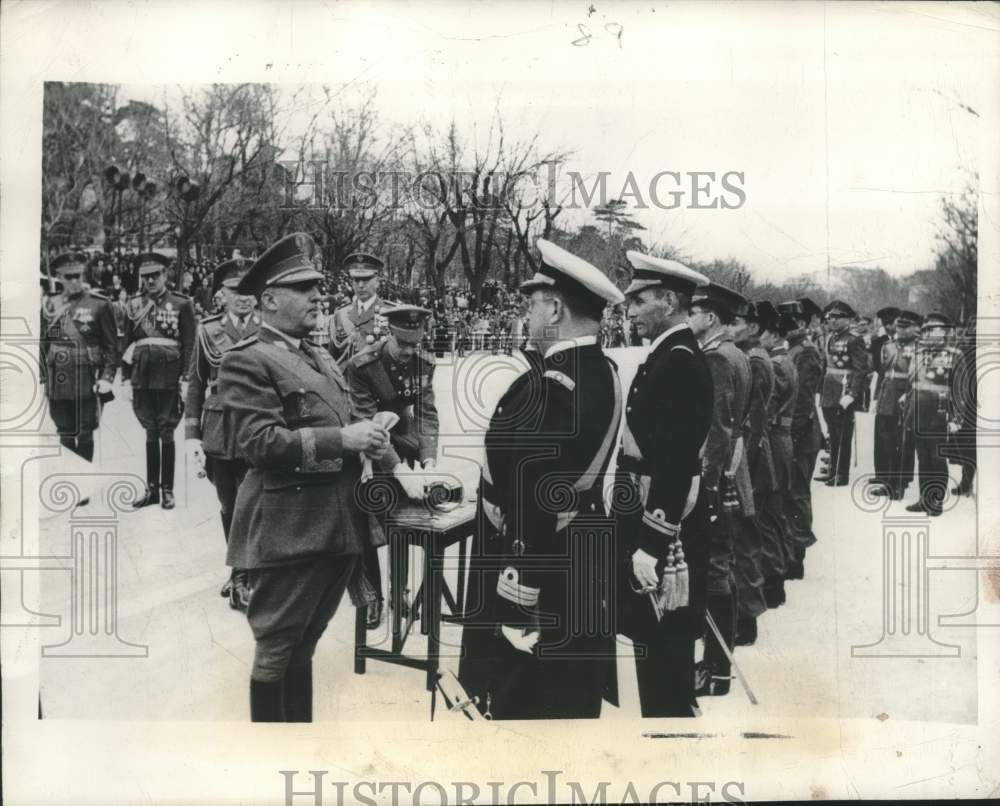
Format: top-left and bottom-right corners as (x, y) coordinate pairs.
(35, 348), (982, 723)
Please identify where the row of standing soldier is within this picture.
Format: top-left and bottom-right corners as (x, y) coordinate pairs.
(38, 237), (976, 722)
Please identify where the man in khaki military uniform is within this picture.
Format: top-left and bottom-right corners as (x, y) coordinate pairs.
(185, 258), (260, 610)
(344, 305), (440, 629)
(328, 253), (390, 366)
(122, 253), (197, 510)
(40, 252), (119, 464)
(218, 232), (390, 721)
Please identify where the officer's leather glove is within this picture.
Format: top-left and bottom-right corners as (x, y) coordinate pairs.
(500, 625), (539, 654)
(631, 548), (660, 591)
(394, 463), (426, 500)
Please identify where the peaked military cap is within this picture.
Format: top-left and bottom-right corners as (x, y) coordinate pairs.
(50, 251), (89, 276)
(624, 251), (709, 296)
(894, 310), (923, 327)
(921, 311), (954, 329)
(776, 299), (803, 317)
(238, 233), (323, 296)
(876, 306), (901, 323)
(344, 252), (383, 280)
(213, 257), (252, 293)
(385, 304), (431, 340)
(691, 282), (750, 319)
(753, 300), (780, 332)
(135, 252), (172, 276)
(797, 297), (823, 320)
(823, 299), (856, 319)
(521, 239), (625, 308)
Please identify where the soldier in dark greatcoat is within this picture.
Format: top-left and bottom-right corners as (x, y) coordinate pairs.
(185, 258), (260, 610)
(816, 300), (870, 486)
(344, 305), (440, 630)
(688, 283), (752, 698)
(903, 312), (967, 516)
(458, 239), (625, 720)
(730, 301), (773, 639)
(777, 299), (824, 579)
(217, 233), (391, 722)
(40, 252), (119, 463)
(122, 253), (196, 509)
(870, 310), (921, 500)
(760, 306), (799, 600)
(611, 252), (713, 717)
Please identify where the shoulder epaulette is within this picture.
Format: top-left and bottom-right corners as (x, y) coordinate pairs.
(170, 291), (192, 301)
(543, 369), (576, 391)
(200, 312), (225, 324)
(334, 301), (352, 314)
(671, 344), (694, 355)
(348, 344), (380, 368)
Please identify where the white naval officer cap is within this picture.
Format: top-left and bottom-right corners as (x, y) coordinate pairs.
(520, 239), (625, 312)
(624, 251), (709, 297)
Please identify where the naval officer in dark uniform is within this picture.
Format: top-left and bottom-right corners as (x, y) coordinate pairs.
(613, 252), (713, 717)
(344, 305), (440, 629)
(40, 252), (119, 463)
(458, 239), (625, 720)
(217, 233), (390, 721)
(122, 253), (197, 509)
(185, 258), (260, 610)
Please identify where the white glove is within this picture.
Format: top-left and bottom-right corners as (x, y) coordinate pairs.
(631, 548), (660, 590)
(180, 380), (190, 400)
(947, 421), (961, 434)
(500, 625), (539, 654)
(839, 394), (854, 409)
(185, 439), (206, 470)
(96, 379), (113, 394)
(394, 463), (425, 500)
(122, 380), (133, 402)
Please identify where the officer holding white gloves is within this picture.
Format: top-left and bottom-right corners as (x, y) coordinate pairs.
(345, 304), (439, 629)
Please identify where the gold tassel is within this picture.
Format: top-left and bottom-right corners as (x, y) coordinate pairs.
(675, 542), (689, 608)
(662, 543), (678, 612)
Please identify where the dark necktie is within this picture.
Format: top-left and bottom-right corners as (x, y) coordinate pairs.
(300, 341), (322, 374)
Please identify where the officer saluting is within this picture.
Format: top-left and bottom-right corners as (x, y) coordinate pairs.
(217, 233), (390, 722)
(40, 252), (119, 463)
(185, 258), (260, 610)
(613, 253), (713, 718)
(458, 239), (624, 720)
(816, 300), (869, 486)
(345, 304), (440, 630)
(328, 252), (390, 366)
(122, 253), (196, 509)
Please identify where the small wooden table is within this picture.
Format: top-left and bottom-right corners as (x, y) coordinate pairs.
(354, 500), (477, 696)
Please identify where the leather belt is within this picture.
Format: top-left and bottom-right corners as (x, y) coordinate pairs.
(770, 416), (793, 428)
(826, 367), (850, 375)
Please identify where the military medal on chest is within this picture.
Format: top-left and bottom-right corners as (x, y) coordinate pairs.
(154, 300), (179, 337)
(73, 305), (94, 334)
